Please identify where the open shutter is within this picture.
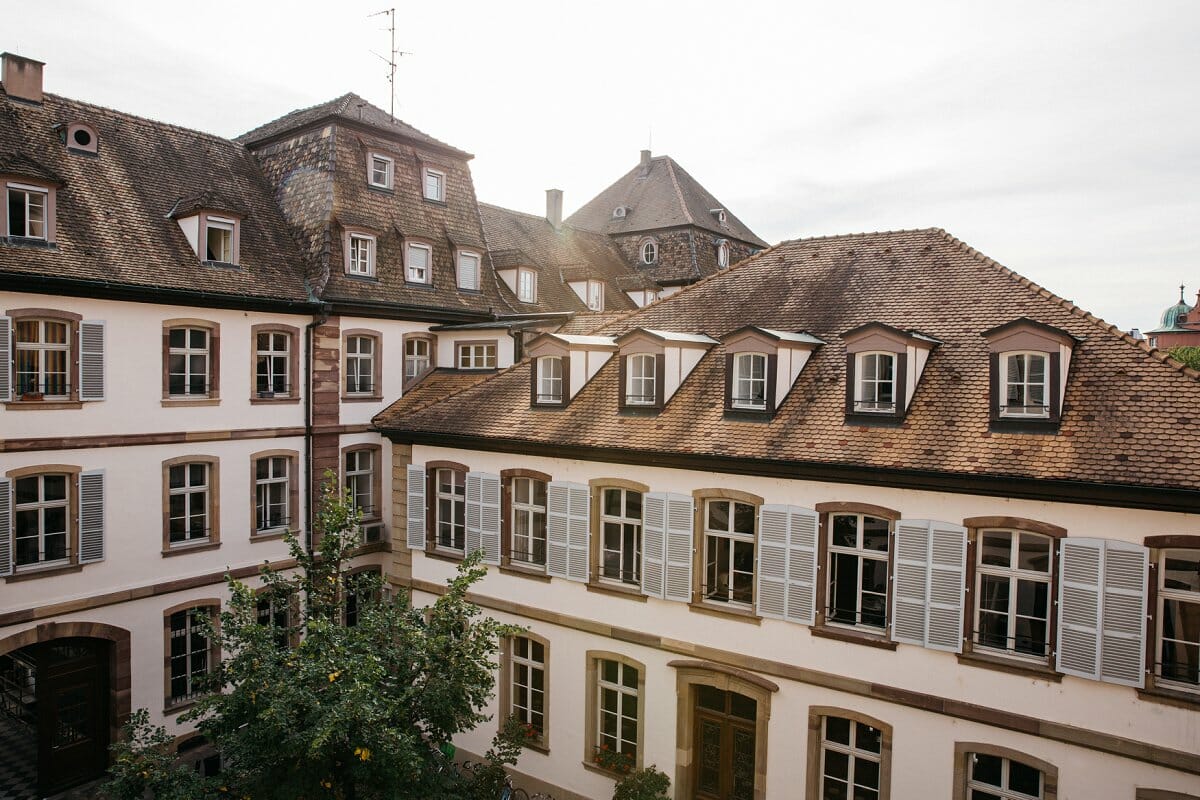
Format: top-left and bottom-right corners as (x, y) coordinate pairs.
(1057, 538), (1104, 680)
(664, 493), (693, 603)
(786, 506), (819, 625)
(641, 493), (666, 599)
(891, 520), (931, 647)
(892, 520), (967, 652)
(0, 478), (11, 577)
(478, 473), (501, 565)
(79, 320), (105, 401)
(1099, 540), (1148, 688)
(0, 316), (10, 402)
(406, 464), (426, 551)
(567, 483), (590, 581)
(757, 506), (788, 618)
(546, 482), (570, 579)
(78, 470), (105, 563)
(756, 505), (819, 625)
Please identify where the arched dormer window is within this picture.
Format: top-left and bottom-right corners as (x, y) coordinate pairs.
(716, 240), (730, 269)
(65, 122), (98, 154)
(639, 238), (658, 265)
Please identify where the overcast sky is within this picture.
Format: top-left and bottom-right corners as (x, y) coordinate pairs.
(7, 0), (1198, 331)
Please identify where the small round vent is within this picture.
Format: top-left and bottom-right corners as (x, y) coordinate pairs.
(65, 122), (98, 154)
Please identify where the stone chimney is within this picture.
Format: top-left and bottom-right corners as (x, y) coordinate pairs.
(1, 53), (45, 104)
(545, 188), (563, 231)
(640, 149), (651, 167)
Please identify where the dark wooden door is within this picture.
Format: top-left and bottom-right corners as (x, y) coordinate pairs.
(693, 687), (756, 800)
(37, 639), (109, 796)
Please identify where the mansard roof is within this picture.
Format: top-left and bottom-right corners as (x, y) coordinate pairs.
(376, 227), (1200, 496)
(566, 153), (767, 248)
(0, 87), (312, 305)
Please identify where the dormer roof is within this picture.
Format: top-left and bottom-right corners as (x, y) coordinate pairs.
(982, 317), (1080, 346)
(618, 328), (719, 346)
(0, 151), (61, 184)
(724, 325), (825, 347)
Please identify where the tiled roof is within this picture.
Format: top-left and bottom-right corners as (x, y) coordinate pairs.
(237, 93), (469, 158)
(0, 89), (312, 303)
(377, 228), (1200, 493)
(555, 311), (630, 335)
(373, 368), (498, 420)
(479, 203), (638, 314)
(566, 154), (767, 247)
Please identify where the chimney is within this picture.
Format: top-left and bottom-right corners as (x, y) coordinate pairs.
(545, 188), (563, 231)
(640, 149), (652, 167)
(1, 53), (45, 104)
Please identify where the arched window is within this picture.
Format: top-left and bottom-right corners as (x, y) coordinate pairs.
(716, 240), (730, 269)
(639, 239), (658, 265)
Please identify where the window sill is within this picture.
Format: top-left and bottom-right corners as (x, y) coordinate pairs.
(424, 548), (466, 564)
(500, 563), (551, 583)
(581, 761), (629, 780)
(957, 650), (1061, 682)
(422, 197), (448, 207)
(520, 740), (550, 755)
(724, 409), (773, 423)
(843, 412), (905, 427)
(810, 624), (897, 651)
(250, 530), (289, 542)
(4, 399), (82, 410)
(2, 236), (56, 249)
(988, 418), (1061, 435)
(344, 272), (379, 282)
(162, 541), (222, 558)
(1137, 683), (1200, 710)
(366, 184), (394, 194)
(341, 395), (384, 403)
(586, 581), (648, 602)
(163, 699), (200, 716)
(161, 397), (220, 407)
(687, 601), (762, 625)
(353, 541), (391, 555)
(6, 562), (83, 582)
(249, 396), (301, 405)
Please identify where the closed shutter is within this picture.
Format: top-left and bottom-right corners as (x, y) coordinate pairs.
(892, 520), (967, 652)
(79, 320), (105, 401)
(664, 493), (693, 603)
(756, 505), (818, 625)
(1057, 538), (1104, 680)
(546, 482), (590, 582)
(406, 464), (426, 551)
(0, 316), (10, 402)
(0, 478), (10, 577)
(1100, 540), (1149, 688)
(477, 473), (502, 565)
(641, 493), (666, 599)
(78, 470), (105, 563)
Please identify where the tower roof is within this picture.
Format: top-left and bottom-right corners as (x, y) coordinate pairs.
(1147, 285), (1195, 334)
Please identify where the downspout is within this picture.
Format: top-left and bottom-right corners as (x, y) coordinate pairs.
(305, 304), (331, 553)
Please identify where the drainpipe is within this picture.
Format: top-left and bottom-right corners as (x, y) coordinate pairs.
(304, 305), (331, 554)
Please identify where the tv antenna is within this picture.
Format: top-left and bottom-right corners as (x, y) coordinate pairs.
(368, 8), (412, 121)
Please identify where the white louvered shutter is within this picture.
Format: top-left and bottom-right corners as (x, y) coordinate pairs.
(756, 505), (819, 625)
(79, 320), (105, 401)
(641, 493), (666, 599)
(465, 472), (482, 557)
(406, 464), (426, 551)
(756, 506), (788, 619)
(566, 483), (590, 581)
(891, 520), (968, 652)
(546, 482), (571, 579)
(891, 520), (931, 647)
(785, 506), (819, 625)
(478, 473), (502, 565)
(1099, 540), (1149, 688)
(663, 493), (694, 603)
(1057, 538), (1104, 680)
(0, 478), (11, 577)
(78, 470), (105, 563)
(0, 316), (11, 402)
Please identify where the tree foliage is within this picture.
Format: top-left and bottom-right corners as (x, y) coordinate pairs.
(612, 766), (671, 800)
(104, 475), (522, 800)
(1168, 346), (1200, 371)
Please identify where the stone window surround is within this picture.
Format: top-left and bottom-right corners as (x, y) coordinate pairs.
(162, 598), (221, 713)
(4, 463), (82, 581)
(402, 332), (436, 390)
(249, 323), (300, 403)
(2, 175), (57, 243)
(804, 706), (892, 800)
(341, 328), (384, 402)
(638, 237), (658, 265)
(583, 650), (647, 776)
(341, 444), (383, 524)
(6, 307), (81, 408)
(951, 741), (1058, 800)
(586, 477), (650, 600)
(423, 460), (469, 557)
(161, 455), (221, 557)
(248, 449), (299, 542)
(498, 631), (551, 752)
(161, 318), (220, 406)
(404, 236), (436, 285)
(690, 488), (764, 622)
(499, 467), (552, 577)
(1142, 534), (1200, 707)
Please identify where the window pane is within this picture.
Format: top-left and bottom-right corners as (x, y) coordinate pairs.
(1007, 760), (1041, 795)
(621, 664), (638, 689)
(855, 723), (881, 754)
(1165, 553), (1200, 592)
(1017, 534), (1050, 572)
(825, 716), (851, 745)
(971, 754), (1003, 787)
(42, 475), (66, 501)
(708, 501), (729, 532)
(602, 659), (618, 684)
(832, 515), (857, 547)
(854, 757), (880, 790)
(14, 477), (38, 504)
(733, 502), (755, 534)
(862, 517), (888, 552)
(981, 532), (1012, 567)
(824, 749), (849, 780)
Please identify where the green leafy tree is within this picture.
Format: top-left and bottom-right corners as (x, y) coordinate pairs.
(1168, 346), (1200, 371)
(612, 766), (671, 800)
(104, 475), (522, 800)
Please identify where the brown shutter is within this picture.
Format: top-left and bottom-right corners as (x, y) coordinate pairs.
(988, 353), (1000, 421)
(561, 354), (571, 405)
(529, 358), (538, 407)
(724, 353), (735, 412)
(654, 353), (666, 407)
(618, 355), (628, 410)
(1049, 352), (1062, 422)
(765, 353), (778, 414)
(844, 354), (855, 415)
(894, 353), (908, 418)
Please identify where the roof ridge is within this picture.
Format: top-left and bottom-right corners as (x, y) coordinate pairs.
(937, 230), (1200, 382)
(34, 91), (243, 148)
(664, 159), (695, 226)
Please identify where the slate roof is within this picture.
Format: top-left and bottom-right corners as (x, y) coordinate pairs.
(479, 203), (638, 314)
(237, 92), (469, 158)
(566, 154), (767, 247)
(376, 228), (1200, 493)
(0, 88), (312, 304)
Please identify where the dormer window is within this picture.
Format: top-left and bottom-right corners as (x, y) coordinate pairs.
(1001, 352), (1049, 418)
(841, 322), (939, 424)
(536, 356), (563, 404)
(854, 352), (896, 413)
(613, 206), (627, 219)
(625, 354), (657, 406)
(423, 167), (445, 202)
(732, 353), (767, 410)
(722, 326), (823, 418)
(205, 217), (235, 263)
(368, 153), (393, 189)
(983, 318), (1077, 432)
(7, 183), (47, 239)
(526, 332), (614, 408)
(348, 233), (376, 277)
(640, 238), (658, 265)
(711, 208), (727, 225)
(65, 122), (98, 154)
(716, 240), (730, 269)
(586, 280), (604, 311)
(457, 249), (481, 290)
(518, 268), (537, 303)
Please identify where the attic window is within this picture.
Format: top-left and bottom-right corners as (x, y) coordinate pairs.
(716, 240), (730, 269)
(640, 238), (658, 265)
(368, 153), (393, 189)
(518, 268), (537, 303)
(854, 353), (896, 413)
(982, 318), (1076, 431)
(711, 208), (727, 225)
(612, 206), (627, 219)
(66, 122), (98, 154)
(205, 217), (235, 263)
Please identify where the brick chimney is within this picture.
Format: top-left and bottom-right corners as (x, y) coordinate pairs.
(545, 188), (563, 231)
(1, 53), (45, 104)
(640, 149), (651, 167)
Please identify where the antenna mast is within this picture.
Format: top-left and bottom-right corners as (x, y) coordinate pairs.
(368, 8), (411, 121)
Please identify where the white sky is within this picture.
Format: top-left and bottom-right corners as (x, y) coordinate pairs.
(7, 0), (1198, 331)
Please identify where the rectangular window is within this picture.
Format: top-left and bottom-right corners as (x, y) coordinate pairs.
(510, 477), (547, 566)
(596, 659), (639, 764)
(14, 474), (69, 568)
(458, 342), (497, 370)
(168, 607), (212, 705)
(345, 335), (375, 395)
(256, 592), (292, 650)
(827, 514), (890, 630)
(255, 332), (290, 397)
(600, 488), (642, 585)
(15, 319), (69, 397)
(1001, 352), (1049, 417)
(369, 154), (393, 189)
(625, 354), (656, 405)
(255, 457), (289, 533)
(536, 356), (563, 404)
(975, 530), (1052, 659)
(405, 337), (431, 381)
(348, 234), (375, 277)
(966, 753), (1044, 799)
(587, 280), (604, 311)
(7, 185), (47, 239)
(704, 499), (756, 606)
(855, 352), (895, 413)
(204, 218), (235, 263)
(508, 636), (546, 741)
(518, 268), (537, 303)
(168, 327), (210, 397)
(733, 352), (767, 410)
(820, 717), (882, 800)
(1158, 549), (1200, 688)
(406, 242), (432, 284)
(423, 168), (445, 201)
(345, 450), (375, 519)
(168, 463), (210, 545)
(457, 251), (480, 290)
(436, 468), (466, 551)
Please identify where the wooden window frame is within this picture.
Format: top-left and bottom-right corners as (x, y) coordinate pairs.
(498, 632), (550, 752)
(162, 599), (220, 712)
(620, 352), (663, 409)
(1143, 535), (1200, 705)
(584, 651), (646, 775)
(730, 352), (770, 411)
(201, 213), (240, 266)
(425, 460), (469, 557)
(367, 152), (394, 190)
(456, 340), (498, 370)
(250, 324), (299, 402)
(422, 166), (446, 202)
(342, 329), (383, 401)
(951, 742), (1057, 800)
(344, 229), (377, 278)
(997, 351), (1052, 420)
(639, 237), (658, 265)
(589, 478), (649, 594)
(812, 502), (900, 649)
(162, 318), (220, 405)
(6, 464), (81, 578)
(404, 239), (434, 285)
(690, 488), (763, 621)
(532, 354), (567, 406)
(4, 179), (56, 242)
(805, 707), (892, 800)
(249, 449), (299, 542)
(402, 332), (436, 390)
(586, 279), (604, 311)
(341, 444), (382, 524)
(7, 307), (81, 406)
(517, 267), (537, 303)
(456, 248), (482, 291)
(500, 468), (551, 575)
(161, 455), (220, 556)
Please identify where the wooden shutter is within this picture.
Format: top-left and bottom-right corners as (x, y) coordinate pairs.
(641, 492), (666, 599)
(474, 472), (501, 565)
(406, 464), (426, 551)
(465, 472), (482, 557)
(892, 520), (967, 652)
(0, 478), (11, 577)
(664, 493), (693, 603)
(546, 481), (590, 582)
(566, 483), (590, 581)
(0, 316), (10, 402)
(1099, 540), (1149, 687)
(757, 505), (818, 625)
(78, 470), (105, 563)
(1057, 538), (1104, 680)
(79, 320), (105, 401)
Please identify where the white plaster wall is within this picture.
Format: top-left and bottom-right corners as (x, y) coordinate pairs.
(435, 330), (516, 370)
(337, 316), (434, 427)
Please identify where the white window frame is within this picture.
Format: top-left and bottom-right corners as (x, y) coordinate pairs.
(255, 331), (291, 397)
(732, 352), (767, 410)
(348, 233), (376, 277)
(599, 488), (642, 586)
(255, 457), (289, 534)
(435, 468), (466, 552)
(167, 326), (210, 398)
(826, 513), (890, 631)
(517, 268), (537, 303)
(974, 530), (1054, 661)
(965, 753), (1045, 799)
(1157, 548), (1200, 690)
(345, 335), (375, 396)
(168, 463), (211, 546)
(168, 607), (212, 705)
(405, 337), (432, 381)
(406, 242), (432, 284)
(625, 353), (656, 406)
(510, 477), (547, 566)
(423, 167), (445, 202)
(586, 280), (605, 311)
(204, 216), (235, 264)
(368, 153), (394, 189)
(508, 636), (547, 741)
(717, 240), (730, 268)
(14, 318), (69, 398)
(458, 342), (496, 370)
(7, 182), (48, 239)
(819, 716), (883, 800)
(854, 351), (896, 413)
(536, 356), (563, 404)
(457, 249), (481, 290)
(703, 499), (756, 607)
(1000, 351), (1050, 418)
(640, 239), (658, 265)
(13, 473), (71, 570)
(345, 449), (375, 519)
(596, 658), (639, 762)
